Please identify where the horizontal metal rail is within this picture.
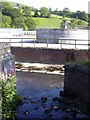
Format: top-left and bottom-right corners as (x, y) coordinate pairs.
(0, 37), (89, 41)
(0, 37), (89, 50)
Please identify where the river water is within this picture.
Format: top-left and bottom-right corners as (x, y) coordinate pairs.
(16, 72), (66, 119)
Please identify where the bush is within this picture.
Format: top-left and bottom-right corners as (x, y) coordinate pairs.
(80, 60), (90, 69)
(2, 76), (22, 120)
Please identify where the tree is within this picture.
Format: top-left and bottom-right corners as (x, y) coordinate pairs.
(77, 20), (87, 28)
(0, 12), (2, 27)
(2, 15), (12, 28)
(13, 17), (26, 29)
(40, 7), (48, 17)
(2, 2), (22, 19)
(53, 8), (59, 15)
(22, 6), (31, 17)
(25, 17), (36, 30)
(10, 8), (22, 19)
(68, 19), (77, 29)
(63, 7), (71, 17)
(2, 2), (14, 16)
(72, 11), (88, 22)
(34, 10), (39, 17)
(63, 7), (69, 12)
(58, 10), (63, 16)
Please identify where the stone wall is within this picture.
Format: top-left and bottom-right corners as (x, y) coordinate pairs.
(11, 47), (89, 64)
(64, 64), (90, 103)
(0, 43), (15, 80)
(36, 29), (88, 43)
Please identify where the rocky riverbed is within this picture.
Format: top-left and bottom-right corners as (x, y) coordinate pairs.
(15, 62), (64, 75)
(16, 72), (89, 119)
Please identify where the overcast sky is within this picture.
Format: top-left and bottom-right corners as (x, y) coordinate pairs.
(7, 0), (90, 13)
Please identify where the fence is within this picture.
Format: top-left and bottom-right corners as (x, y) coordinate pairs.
(0, 37), (89, 50)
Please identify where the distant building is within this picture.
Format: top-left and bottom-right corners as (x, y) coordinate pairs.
(61, 20), (68, 30)
(13, 3), (20, 9)
(14, 6), (19, 9)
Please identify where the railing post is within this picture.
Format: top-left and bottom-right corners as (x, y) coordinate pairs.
(34, 38), (35, 47)
(75, 39), (76, 49)
(47, 38), (48, 48)
(10, 39), (11, 46)
(22, 38), (23, 47)
(61, 39), (62, 49)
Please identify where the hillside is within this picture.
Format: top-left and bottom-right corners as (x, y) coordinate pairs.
(33, 17), (62, 28)
(31, 10), (71, 28)
(0, 1), (88, 29)
(32, 17), (88, 29)
(31, 10), (87, 29)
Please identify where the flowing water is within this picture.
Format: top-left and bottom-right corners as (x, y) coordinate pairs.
(16, 72), (67, 119)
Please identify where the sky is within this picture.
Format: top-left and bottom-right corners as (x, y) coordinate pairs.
(6, 0), (90, 13)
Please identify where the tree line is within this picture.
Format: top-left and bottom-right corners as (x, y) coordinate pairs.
(32, 7), (88, 22)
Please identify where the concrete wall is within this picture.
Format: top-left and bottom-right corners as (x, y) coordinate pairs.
(36, 29), (88, 43)
(64, 64), (90, 103)
(11, 47), (89, 64)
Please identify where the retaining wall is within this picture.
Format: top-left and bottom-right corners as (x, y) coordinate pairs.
(64, 64), (90, 103)
(11, 47), (90, 64)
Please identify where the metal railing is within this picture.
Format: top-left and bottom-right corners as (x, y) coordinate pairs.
(0, 37), (89, 50)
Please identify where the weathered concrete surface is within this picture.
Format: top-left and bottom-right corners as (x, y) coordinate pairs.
(36, 29), (88, 43)
(11, 47), (89, 64)
(64, 64), (90, 103)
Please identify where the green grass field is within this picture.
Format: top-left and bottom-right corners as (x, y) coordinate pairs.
(33, 17), (63, 28)
(32, 11), (88, 29)
(33, 16), (88, 29)
(31, 11), (72, 28)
